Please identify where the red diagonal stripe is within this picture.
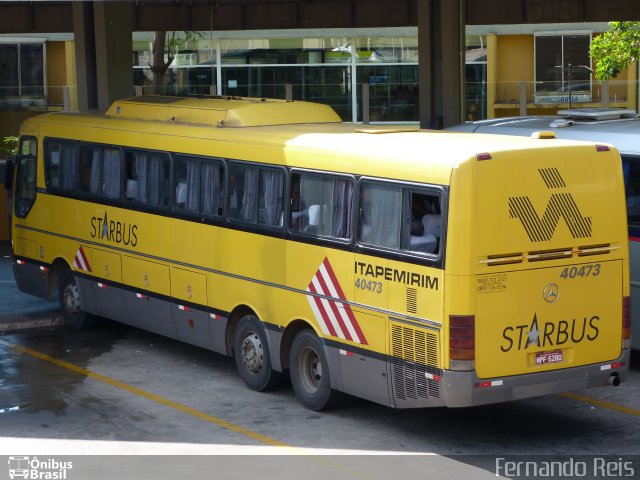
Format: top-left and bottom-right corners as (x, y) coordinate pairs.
(321, 258), (367, 344)
(78, 247), (92, 272)
(308, 282), (337, 337)
(315, 266), (350, 341)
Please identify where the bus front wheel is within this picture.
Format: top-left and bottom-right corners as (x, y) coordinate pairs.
(58, 269), (96, 330)
(289, 329), (344, 411)
(233, 315), (282, 391)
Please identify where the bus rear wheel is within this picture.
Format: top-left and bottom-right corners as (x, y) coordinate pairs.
(233, 315), (282, 391)
(289, 329), (344, 411)
(58, 269), (96, 330)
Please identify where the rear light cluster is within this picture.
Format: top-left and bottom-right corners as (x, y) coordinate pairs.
(623, 296), (631, 349)
(450, 315), (475, 363)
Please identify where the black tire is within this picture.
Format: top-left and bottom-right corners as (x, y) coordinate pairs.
(233, 315), (283, 391)
(289, 329), (344, 411)
(58, 268), (97, 330)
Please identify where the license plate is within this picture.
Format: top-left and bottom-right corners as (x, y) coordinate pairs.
(535, 350), (563, 365)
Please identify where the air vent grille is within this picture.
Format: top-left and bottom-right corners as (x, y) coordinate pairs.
(481, 243), (616, 266)
(391, 324), (440, 401)
(406, 288), (417, 314)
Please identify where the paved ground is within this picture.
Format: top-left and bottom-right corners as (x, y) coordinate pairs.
(0, 241), (63, 332)
(0, 240), (638, 479)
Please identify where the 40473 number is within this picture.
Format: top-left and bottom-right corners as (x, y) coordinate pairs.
(560, 263), (601, 279)
(355, 278), (382, 293)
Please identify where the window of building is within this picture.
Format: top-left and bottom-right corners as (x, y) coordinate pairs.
(0, 42), (45, 102)
(465, 34), (487, 121)
(356, 65), (419, 122)
(359, 180), (442, 256)
(289, 172), (353, 240)
(534, 33), (592, 101)
(355, 37), (418, 64)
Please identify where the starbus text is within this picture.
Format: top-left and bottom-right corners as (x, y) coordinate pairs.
(500, 314), (600, 352)
(90, 215), (138, 246)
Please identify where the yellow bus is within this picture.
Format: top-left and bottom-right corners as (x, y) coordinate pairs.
(9, 96), (630, 410)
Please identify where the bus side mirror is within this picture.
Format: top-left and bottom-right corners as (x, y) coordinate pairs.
(2, 158), (14, 191)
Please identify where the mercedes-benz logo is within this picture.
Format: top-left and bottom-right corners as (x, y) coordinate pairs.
(543, 283), (560, 303)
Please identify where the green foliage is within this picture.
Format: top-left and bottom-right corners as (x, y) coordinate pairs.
(1, 136), (18, 157)
(590, 21), (640, 80)
(166, 31), (205, 62)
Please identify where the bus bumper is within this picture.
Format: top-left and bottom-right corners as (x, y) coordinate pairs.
(440, 349), (630, 408)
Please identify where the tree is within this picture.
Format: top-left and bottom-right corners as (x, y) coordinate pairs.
(590, 21), (640, 80)
(149, 31), (204, 94)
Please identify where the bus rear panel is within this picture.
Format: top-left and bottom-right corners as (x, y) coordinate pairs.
(442, 139), (629, 407)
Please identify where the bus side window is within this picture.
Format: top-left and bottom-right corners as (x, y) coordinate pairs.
(78, 145), (101, 195)
(405, 191), (441, 255)
(228, 162), (283, 227)
(126, 149), (170, 207)
(45, 140), (77, 192)
(257, 169), (284, 227)
(102, 147), (122, 199)
(174, 155), (199, 213)
(14, 137), (37, 218)
(291, 172), (352, 240)
(358, 181), (402, 249)
(201, 160), (224, 217)
(228, 163), (251, 222)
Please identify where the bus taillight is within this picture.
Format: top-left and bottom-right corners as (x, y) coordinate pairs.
(623, 296), (631, 349)
(450, 315), (475, 369)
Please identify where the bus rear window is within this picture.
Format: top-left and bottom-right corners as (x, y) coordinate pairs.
(359, 180), (442, 256)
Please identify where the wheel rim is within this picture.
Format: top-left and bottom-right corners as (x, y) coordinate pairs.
(240, 331), (264, 374)
(63, 282), (81, 316)
(298, 345), (322, 394)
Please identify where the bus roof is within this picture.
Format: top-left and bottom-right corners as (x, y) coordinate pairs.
(105, 95), (342, 127)
(20, 98), (610, 186)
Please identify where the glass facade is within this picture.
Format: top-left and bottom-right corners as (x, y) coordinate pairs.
(133, 33), (427, 122)
(534, 33), (592, 103)
(0, 42), (45, 106)
(465, 34), (487, 121)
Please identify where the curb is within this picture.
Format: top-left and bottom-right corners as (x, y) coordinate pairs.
(0, 314), (64, 333)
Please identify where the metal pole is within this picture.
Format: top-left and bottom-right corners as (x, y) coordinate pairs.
(519, 81), (527, 116)
(63, 86), (70, 111)
(362, 83), (370, 124)
(568, 63), (572, 109)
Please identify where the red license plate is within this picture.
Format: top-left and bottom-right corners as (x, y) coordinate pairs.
(535, 350), (563, 365)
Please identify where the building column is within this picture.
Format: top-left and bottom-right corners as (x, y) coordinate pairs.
(486, 33), (498, 119)
(72, 1), (132, 111)
(72, 1), (97, 110)
(64, 41), (78, 111)
(417, 0), (465, 129)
